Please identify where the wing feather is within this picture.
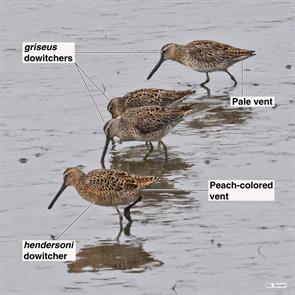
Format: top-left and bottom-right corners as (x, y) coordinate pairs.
(187, 40), (254, 62)
(131, 106), (185, 134)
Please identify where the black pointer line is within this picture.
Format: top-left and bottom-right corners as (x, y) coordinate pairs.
(241, 61), (244, 96)
(143, 189), (207, 192)
(55, 202), (95, 240)
(75, 63), (105, 123)
(75, 62), (110, 102)
(76, 51), (158, 54)
(51, 66), (105, 240)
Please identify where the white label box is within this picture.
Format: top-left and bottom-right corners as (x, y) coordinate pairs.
(208, 180), (275, 201)
(22, 42), (75, 63)
(230, 96), (275, 107)
(22, 240), (76, 261)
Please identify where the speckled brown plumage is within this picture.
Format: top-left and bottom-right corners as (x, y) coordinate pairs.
(147, 40), (255, 85)
(101, 103), (207, 163)
(107, 88), (195, 118)
(48, 167), (159, 222)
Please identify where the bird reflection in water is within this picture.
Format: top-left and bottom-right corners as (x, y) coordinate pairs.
(67, 237), (163, 273)
(109, 145), (193, 176)
(109, 148), (192, 201)
(183, 92), (252, 129)
(108, 149), (195, 221)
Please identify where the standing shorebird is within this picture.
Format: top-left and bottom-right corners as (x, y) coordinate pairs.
(101, 103), (206, 163)
(48, 167), (159, 222)
(107, 88), (195, 118)
(147, 40), (255, 86)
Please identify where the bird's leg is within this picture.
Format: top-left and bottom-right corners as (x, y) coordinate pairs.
(116, 225), (123, 241)
(201, 85), (211, 97)
(160, 140), (168, 161)
(143, 141), (154, 160)
(115, 206), (123, 222)
(115, 207), (123, 241)
(200, 72), (210, 86)
(124, 195), (143, 222)
(225, 69), (237, 86)
(146, 141), (154, 149)
(124, 221), (132, 236)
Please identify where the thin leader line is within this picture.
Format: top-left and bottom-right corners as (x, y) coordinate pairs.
(55, 202), (95, 240)
(241, 61), (244, 96)
(75, 62), (110, 102)
(75, 63), (106, 123)
(76, 51), (158, 54)
(143, 189), (207, 192)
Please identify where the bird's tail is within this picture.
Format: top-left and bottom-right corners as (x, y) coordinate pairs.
(234, 49), (255, 63)
(137, 176), (161, 188)
(178, 89), (196, 97)
(179, 102), (209, 116)
(242, 50), (255, 59)
(248, 50), (255, 56)
(168, 89), (196, 107)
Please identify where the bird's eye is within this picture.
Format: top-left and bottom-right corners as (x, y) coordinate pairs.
(107, 101), (113, 113)
(103, 123), (110, 135)
(63, 173), (69, 181)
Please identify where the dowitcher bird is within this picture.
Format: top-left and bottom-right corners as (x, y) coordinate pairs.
(147, 40), (255, 86)
(107, 88), (195, 118)
(101, 103), (205, 163)
(48, 167), (159, 222)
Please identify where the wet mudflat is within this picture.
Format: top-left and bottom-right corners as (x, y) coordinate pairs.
(1, 0), (294, 294)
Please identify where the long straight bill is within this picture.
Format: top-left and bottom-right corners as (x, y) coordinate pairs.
(100, 136), (110, 165)
(48, 182), (67, 209)
(147, 56), (164, 80)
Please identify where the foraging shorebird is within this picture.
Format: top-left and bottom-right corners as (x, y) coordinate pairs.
(107, 88), (195, 118)
(101, 103), (205, 163)
(147, 40), (255, 86)
(48, 167), (159, 222)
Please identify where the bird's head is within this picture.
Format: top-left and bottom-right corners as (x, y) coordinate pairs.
(101, 119), (121, 164)
(147, 43), (178, 80)
(48, 167), (84, 209)
(103, 119), (118, 139)
(160, 43), (178, 60)
(107, 97), (125, 118)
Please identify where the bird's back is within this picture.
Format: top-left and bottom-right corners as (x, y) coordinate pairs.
(78, 169), (159, 206)
(185, 40), (255, 71)
(123, 88), (195, 108)
(123, 104), (206, 136)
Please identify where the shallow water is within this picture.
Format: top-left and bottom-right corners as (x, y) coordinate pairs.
(1, 0), (295, 294)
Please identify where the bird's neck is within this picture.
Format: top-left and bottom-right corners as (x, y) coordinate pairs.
(117, 98), (126, 114)
(112, 117), (133, 141)
(72, 172), (86, 189)
(170, 45), (187, 63)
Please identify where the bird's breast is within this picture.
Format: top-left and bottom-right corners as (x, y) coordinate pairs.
(83, 190), (139, 206)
